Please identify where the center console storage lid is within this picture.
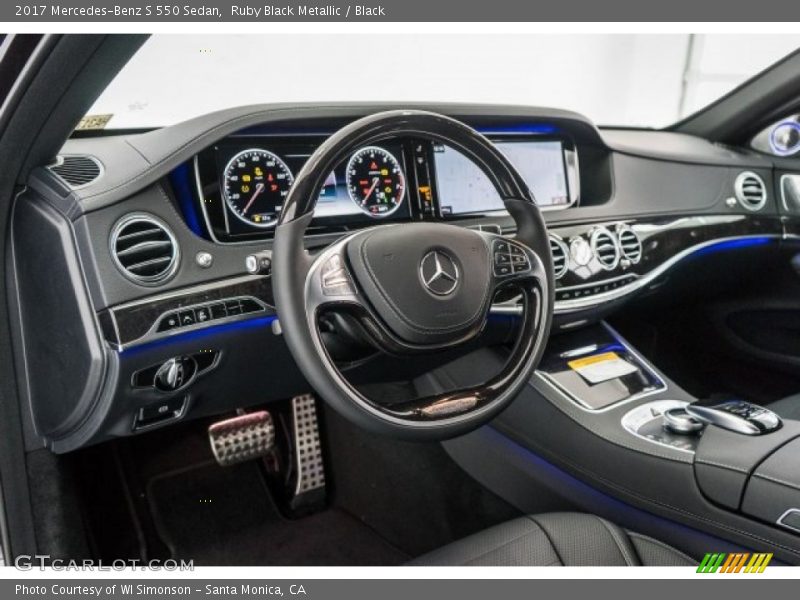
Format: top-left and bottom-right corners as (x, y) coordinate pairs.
(694, 421), (800, 510)
(742, 437), (800, 534)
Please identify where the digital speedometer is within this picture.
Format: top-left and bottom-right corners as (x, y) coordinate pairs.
(346, 146), (406, 218)
(222, 148), (293, 228)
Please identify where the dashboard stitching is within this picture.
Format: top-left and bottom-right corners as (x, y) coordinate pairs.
(357, 228), (493, 335)
(694, 459), (751, 474)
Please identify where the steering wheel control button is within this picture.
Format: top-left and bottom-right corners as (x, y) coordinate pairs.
(493, 239), (531, 277)
(420, 250), (460, 296)
(321, 254), (355, 296)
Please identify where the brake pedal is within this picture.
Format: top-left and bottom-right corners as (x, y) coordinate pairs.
(208, 411), (275, 467)
(290, 394), (326, 510)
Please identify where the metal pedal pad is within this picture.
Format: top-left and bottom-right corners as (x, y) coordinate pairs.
(290, 394), (326, 509)
(208, 411), (275, 467)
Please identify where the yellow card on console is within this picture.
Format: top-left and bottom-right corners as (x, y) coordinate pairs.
(567, 352), (639, 384)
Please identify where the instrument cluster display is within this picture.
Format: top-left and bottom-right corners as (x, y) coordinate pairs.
(195, 132), (578, 244)
(210, 138), (411, 239)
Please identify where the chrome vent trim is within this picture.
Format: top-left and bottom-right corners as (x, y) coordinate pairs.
(590, 227), (620, 271)
(110, 214), (180, 286)
(549, 234), (569, 280)
(617, 225), (642, 264)
(734, 171), (767, 211)
(49, 155), (103, 188)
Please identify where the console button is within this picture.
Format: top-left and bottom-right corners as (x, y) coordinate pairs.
(137, 396), (186, 428)
(239, 298), (263, 313)
(158, 312), (180, 331)
(209, 303), (227, 319)
(195, 306), (211, 324)
(178, 310), (196, 326)
(225, 300), (242, 315)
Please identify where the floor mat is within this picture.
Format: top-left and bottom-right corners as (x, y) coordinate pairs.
(146, 460), (409, 566)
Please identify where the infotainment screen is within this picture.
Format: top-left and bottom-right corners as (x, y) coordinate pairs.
(433, 140), (571, 215)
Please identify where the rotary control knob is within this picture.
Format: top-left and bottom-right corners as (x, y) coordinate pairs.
(154, 356), (197, 392)
(662, 407), (704, 435)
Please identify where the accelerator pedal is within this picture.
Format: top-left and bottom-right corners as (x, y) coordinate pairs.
(208, 411), (275, 467)
(289, 394), (326, 511)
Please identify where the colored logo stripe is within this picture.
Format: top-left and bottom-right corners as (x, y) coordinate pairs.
(697, 553), (772, 573)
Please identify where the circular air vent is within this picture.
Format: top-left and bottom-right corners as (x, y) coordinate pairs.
(549, 234), (569, 280)
(590, 227), (620, 271)
(734, 171), (767, 211)
(616, 225), (642, 264)
(110, 214), (179, 285)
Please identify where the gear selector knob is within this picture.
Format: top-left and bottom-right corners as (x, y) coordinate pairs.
(685, 400), (781, 435)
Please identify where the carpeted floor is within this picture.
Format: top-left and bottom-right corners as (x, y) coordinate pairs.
(146, 460), (409, 566)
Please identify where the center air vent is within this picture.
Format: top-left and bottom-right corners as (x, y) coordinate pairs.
(590, 227), (620, 271)
(617, 225), (643, 264)
(549, 235), (569, 279)
(110, 214), (179, 285)
(49, 155), (102, 188)
(734, 171), (767, 211)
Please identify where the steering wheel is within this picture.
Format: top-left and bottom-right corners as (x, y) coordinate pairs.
(273, 110), (554, 440)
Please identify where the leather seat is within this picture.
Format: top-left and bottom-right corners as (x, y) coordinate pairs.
(409, 513), (695, 566)
(768, 394), (800, 421)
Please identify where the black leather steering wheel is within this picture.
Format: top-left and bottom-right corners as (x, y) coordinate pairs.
(273, 110), (554, 440)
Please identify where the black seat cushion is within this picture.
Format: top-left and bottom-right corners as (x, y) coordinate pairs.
(768, 394), (800, 421)
(408, 513), (695, 566)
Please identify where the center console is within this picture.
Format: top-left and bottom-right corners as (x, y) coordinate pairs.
(436, 321), (800, 563)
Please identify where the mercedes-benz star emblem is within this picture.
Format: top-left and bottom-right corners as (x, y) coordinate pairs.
(420, 250), (460, 296)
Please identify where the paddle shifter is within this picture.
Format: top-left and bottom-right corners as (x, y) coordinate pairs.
(685, 400), (782, 436)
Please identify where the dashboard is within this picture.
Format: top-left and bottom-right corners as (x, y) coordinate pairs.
(194, 133), (580, 243)
(11, 102), (796, 455)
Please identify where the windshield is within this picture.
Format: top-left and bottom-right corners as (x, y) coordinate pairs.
(87, 33), (800, 130)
